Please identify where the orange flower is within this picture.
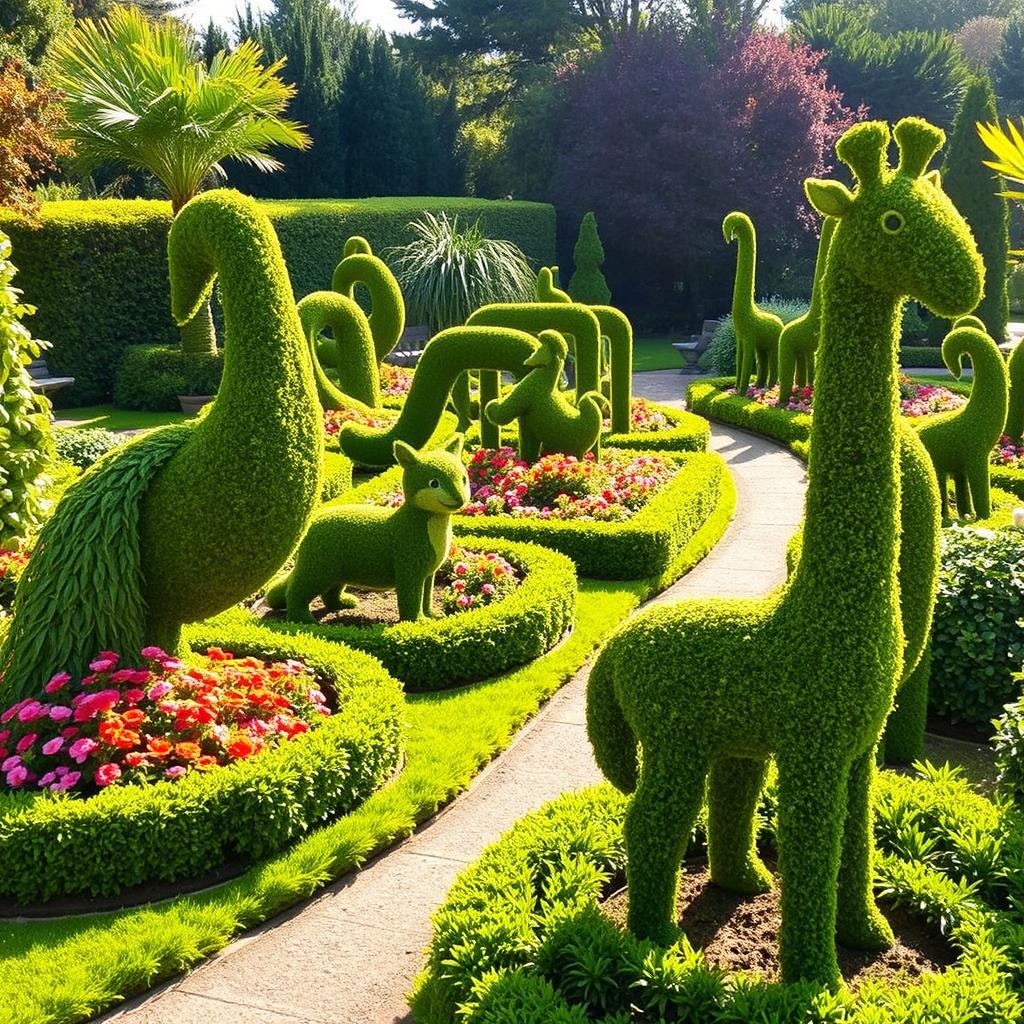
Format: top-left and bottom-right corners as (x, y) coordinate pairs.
(196, 754), (218, 769)
(206, 647), (234, 661)
(175, 741), (201, 762)
(122, 708), (145, 727)
(226, 734), (257, 758)
(147, 737), (173, 758)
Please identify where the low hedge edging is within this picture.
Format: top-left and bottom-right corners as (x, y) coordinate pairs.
(411, 768), (1024, 1023)
(0, 622), (403, 905)
(344, 450), (731, 580)
(229, 536), (578, 691)
(603, 402), (709, 452)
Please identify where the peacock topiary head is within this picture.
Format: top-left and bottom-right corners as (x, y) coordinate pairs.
(524, 329), (569, 368)
(805, 118), (983, 321)
(393, 434), (470, 515)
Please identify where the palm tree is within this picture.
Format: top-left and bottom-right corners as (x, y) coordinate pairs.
(48, 5), (310, 355)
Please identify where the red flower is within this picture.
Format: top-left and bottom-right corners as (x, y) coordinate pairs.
(226, 734), (257, 758)
(147, 737), (173, 758)
(94, 763), (121, 787)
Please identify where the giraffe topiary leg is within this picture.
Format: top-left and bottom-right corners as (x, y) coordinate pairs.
(966, 456), (992, 519)
(707, 756), (773, 894)
(953, 471), (973, 518)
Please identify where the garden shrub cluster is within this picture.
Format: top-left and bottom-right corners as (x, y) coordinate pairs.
(0, 197), (556, 404)
(51, 427), (125, 468)
(250, 536), (577, 691)
(0, 621), (403, 904)
(412, 767), (1024, 1023)
(114, 344), (224, 411)
(930, 527), (1024, 729)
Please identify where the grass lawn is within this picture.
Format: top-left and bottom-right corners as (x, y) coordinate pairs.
(634, 337), (685, 372)
(54, 405), (190, 431)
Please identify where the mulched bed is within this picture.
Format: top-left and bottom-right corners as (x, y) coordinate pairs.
(602, 860), (954, 989)
(254, 584), (455, 628)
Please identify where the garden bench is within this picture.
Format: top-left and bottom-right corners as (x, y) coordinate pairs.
(27, 357), (75, 395)
(673, 318), (721, 373)
(387, 325), (431, 367)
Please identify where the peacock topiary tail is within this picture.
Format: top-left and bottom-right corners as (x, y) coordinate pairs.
(0, 425), (193, 701)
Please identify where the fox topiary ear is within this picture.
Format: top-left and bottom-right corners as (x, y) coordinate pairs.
(393, 440), (417, 467)
(445, 433), (464, 456)
(923, 169), (942, 189)
(805, 178), (854, 218)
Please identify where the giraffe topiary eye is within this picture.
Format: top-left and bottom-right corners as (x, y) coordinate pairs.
(429, 478), (440, 489)
(881, 210), (905, 235)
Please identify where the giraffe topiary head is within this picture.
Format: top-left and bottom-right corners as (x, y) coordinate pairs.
(805, 118), (983, 320)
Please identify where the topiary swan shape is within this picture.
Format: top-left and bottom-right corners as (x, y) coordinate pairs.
(0, 190), (322, 701)
(914, 318), (1008, 519)
(485, 330), (606, 461)
(724, 211), (784, 394)
(586, 119), (983, 986)
(331, 235), (406, 363)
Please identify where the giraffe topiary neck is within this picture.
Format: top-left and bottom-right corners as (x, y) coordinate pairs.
(806, 218), (837, 321)
(729, 217), (758, 331)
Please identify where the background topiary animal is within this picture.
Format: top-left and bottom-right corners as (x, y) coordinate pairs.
(777, 218), (837, 407)
(265, 435), (468, 623)
(330, 235), (405, 363)
(0, 190), (323, 700)
(568, 212), (612, 307)
(0, 231), (53, 547)
(485, 330), (605, 461)
(1006, 332), (1024, 440)
(724, 211), (784, 394)
(914, 319), (1007, 519)
(586, 118), (982, 986)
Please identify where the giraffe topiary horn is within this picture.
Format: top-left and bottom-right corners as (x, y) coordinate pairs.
(835, 120), (889, 188)
(895, 117), (944, 179)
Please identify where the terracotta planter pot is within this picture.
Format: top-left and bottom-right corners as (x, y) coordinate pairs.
(178, 395), (214, 414)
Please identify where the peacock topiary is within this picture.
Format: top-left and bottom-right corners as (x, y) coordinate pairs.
(0, 190), (323, 701)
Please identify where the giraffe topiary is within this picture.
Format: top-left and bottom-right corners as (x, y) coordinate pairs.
(914, 318), (1008, 520)
(0, 190), (323, 700)
(586, 118), (983, 986)
(724, 211), (784, 394)
(777, 218), (837, 407)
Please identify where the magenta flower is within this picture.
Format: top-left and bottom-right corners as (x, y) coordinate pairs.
(44, 672), (71, 693)
(6, 765), (28, 787)
(141, 646), (169, 660)
(68, 737), (99, 763)
(94, 762), (121, 787)
(15, 732), (38, 754)
(41, 736), (64, 756)
(1, 754), (22, 772)
(49, 705), (72, 722)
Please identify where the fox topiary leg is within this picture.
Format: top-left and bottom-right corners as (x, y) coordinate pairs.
(778, 341), (799, 407)
(836, 748), (893, 951)
(422, 574), (435, 617)
(624, 751), (708, 947)
(883, 644), (930, 764)
(707, 756), (773, 894)
(322, 584), (357, 612)
(936, 471), (950, 519)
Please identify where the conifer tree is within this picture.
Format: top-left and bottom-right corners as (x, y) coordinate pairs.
(942, 75), (1009, 339)
(994, 18), (1024, 115)
(568, 211), (612, 305)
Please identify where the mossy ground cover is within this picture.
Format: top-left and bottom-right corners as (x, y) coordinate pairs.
(54, 405), (190, 431)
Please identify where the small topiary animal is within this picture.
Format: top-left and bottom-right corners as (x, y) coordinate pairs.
(777, 218), (837, 406)
(914, 318), (1008, 519)
(485, 330), (605, 461)
(265, 435), (469, 623)
(724, 211), (784, 394)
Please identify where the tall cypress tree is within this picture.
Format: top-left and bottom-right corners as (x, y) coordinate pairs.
(942, 75), (1010, 340)
(994, 18), (1024, 116)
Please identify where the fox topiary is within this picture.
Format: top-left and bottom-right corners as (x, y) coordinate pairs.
(266, 435), (470, 623)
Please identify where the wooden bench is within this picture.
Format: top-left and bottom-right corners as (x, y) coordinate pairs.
(27, 357), (75, 395)
(672, 318), (721, 373)
(386, 325), (431, 367)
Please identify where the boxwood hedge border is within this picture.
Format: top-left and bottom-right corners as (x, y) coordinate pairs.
(0, 621), (403, 906)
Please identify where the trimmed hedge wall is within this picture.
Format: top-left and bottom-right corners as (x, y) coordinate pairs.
(0, 621), (403, 905)
(347, 450), (730, 581)
(411, 770), (1024, 1023)
(900, 346), (944, 368)
(0, 197), (557, 405)
(236, 536), (577, 691)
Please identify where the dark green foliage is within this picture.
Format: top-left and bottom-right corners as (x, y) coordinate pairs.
(701, 299), (809, 379)
(901, 345), (945, 366)
(914, 323), (1008, 519)
(931, 527), (1024, 728)
(994, 688), (1024, 804)
(942, 77), (1009, 341)
(994, 18), (1024, 115)
(0, 198), (554, 404)
(0, 0), (72, 69)
(0, 231), (52, 545)
(412, 770), (1024, 1023)
(114, 345), (224, 411)
(586, 119), (982, 985)
(199, 18), (231, 67)
(567, 212), (611, 307)
(0, 623), (403, 904)
(252, 537), (575, 690)
(51, 426), (125, 468)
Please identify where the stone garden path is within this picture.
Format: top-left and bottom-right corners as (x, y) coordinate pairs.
(101, 370), (807, 1024)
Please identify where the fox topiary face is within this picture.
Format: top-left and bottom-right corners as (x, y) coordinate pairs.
(393, 434), (470, 515)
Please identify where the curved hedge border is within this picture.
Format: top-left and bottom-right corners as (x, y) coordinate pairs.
(604, 402), (709, 452)
(345, 450), (731, 581)
(227, 536), (577, 691)
(411, 769), (1024, 1024)
(0, 621), (403, 905)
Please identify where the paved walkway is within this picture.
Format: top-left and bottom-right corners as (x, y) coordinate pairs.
(101, 371), (807, 1024)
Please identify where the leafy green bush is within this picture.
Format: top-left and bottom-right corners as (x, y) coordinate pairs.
(900, 345), (944, 367)
(114, 344), (224, 410)
(0, 197), (556, 403)
(994, 691), (1024, 805)
(0, 621), (403, 904)
(699, 297), (808, 376)
(930, 527), (1024, 728)
(52, 427), (126, 468)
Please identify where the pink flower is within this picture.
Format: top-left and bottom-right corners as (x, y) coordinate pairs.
(0, 729), (9, 744)
(49, 705), (71, 722)
(73, 689), (119, 722)
(89, 655), (118, 672)
(6, 765), (28, 787)
(141, 646), (168, 660)
(16, 733), (38, 754)
(41, 737), (64, 756)
(68, 737), (98, 763)
(0, 701), (24, 724)
(1, 754), (21, 772)
(164, 765), (186, 779)
(124, 688), (145, 704)
(148, 681), (173, 700)
(161, 658), (185, 672)
(44, 672), (71, 693)
(38, 771), (56, 787)
(94, 762), (121, 787)
(53, 770), (80, 791)
(17, 701), (44, 722)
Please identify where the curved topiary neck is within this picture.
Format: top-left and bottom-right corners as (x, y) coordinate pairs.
(943, 328), (1007, 438)
(726, 214), (759, 330)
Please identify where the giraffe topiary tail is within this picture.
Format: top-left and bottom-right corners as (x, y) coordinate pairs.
(585, 644), (638, 793)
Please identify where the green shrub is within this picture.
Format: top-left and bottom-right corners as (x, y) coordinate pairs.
(994, 691), (1024, 805)
(930, 527), (1024, 728)
(900, 345), (944, 367)
(567, 211), (612, 306)
(114, 344), (224, 410)
(0, 197), (556, 404)
(243, 536), (577, 691)
(0, 621), (403, 904)
(51, 427), (126, 468)
(699, 298), (808, 377)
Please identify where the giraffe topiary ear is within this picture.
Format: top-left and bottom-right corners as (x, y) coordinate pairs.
(394, 440), (417, 467)
(923, 169), (942, 189)
(805, 179), (854, 219)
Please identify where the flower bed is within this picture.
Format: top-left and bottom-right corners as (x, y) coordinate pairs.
(603, 399), (709, 452)
(380, 362), (413, 404)
(0, 549), (28, 614)
(0, 621), (402, 904)
(239, 536), (578, 691)
(411, 767), (1024, 1023)
(348, 448), (732, 582)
